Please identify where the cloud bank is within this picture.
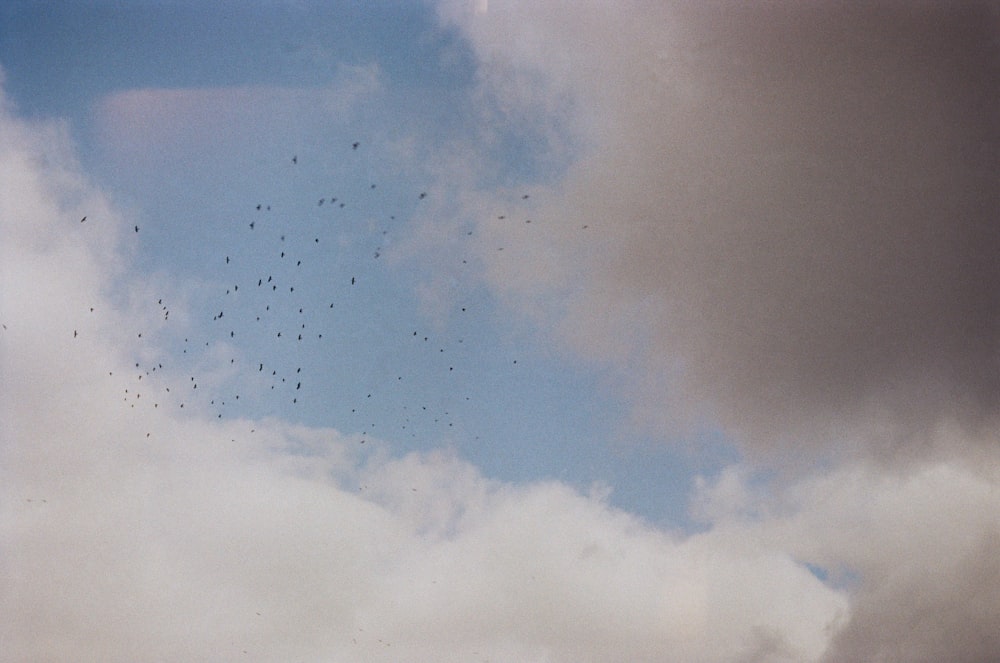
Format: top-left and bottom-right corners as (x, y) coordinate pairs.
(440, 0), (1000, 463)
(431, 2), (1000, 660)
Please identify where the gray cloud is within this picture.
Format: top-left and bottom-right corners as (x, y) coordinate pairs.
(690, 451), (1000, 663)
(436, 3), (1000, 660)
(443, 1), (1000, 462)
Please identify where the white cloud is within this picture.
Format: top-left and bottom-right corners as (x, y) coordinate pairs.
(692, 447), (1000, 663)
(0, 78), (847, 662)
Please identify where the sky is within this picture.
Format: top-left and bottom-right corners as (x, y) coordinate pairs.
(1, 1), (998, 661)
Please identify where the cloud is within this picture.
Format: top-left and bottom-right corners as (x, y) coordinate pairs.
(431, 3), (1000, 660)
(0, 75), (846, 661)
(692, 443), (1000, 663)
(5, 2), (999, 656)
(92, 63), (383, 169)
(438, 0), (1000, 463)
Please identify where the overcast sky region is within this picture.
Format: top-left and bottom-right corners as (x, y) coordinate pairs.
(2, 2), (999, 661)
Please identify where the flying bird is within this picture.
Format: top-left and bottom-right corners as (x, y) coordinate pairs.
(352, 142), (360, 150)
(80, 216), (86, 223)
(292, 155), (297, 164)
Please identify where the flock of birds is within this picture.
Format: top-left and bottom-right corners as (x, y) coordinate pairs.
(20, 139), (597, 659)
(67, 142), (564, 447)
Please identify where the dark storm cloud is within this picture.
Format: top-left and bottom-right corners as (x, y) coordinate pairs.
(623, 2), (1000, 457)
(458, 2), (1000, 459)
(444, 3), (1000, 660)
(820, 529), (1000, 663)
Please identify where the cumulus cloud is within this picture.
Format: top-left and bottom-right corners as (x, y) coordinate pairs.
(693, 446), (1000, 663)
(1, 77), (846, 661)
(439, 0), (1000, 462)
(431, 2), (1000, 660)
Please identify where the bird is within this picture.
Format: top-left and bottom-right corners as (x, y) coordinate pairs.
(352, 142), (360, 150)
(134, 225), (139, 233)
(80, 216), (86, 223)
(292, 155), (297, 164)
(419, 192), (427, 199)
